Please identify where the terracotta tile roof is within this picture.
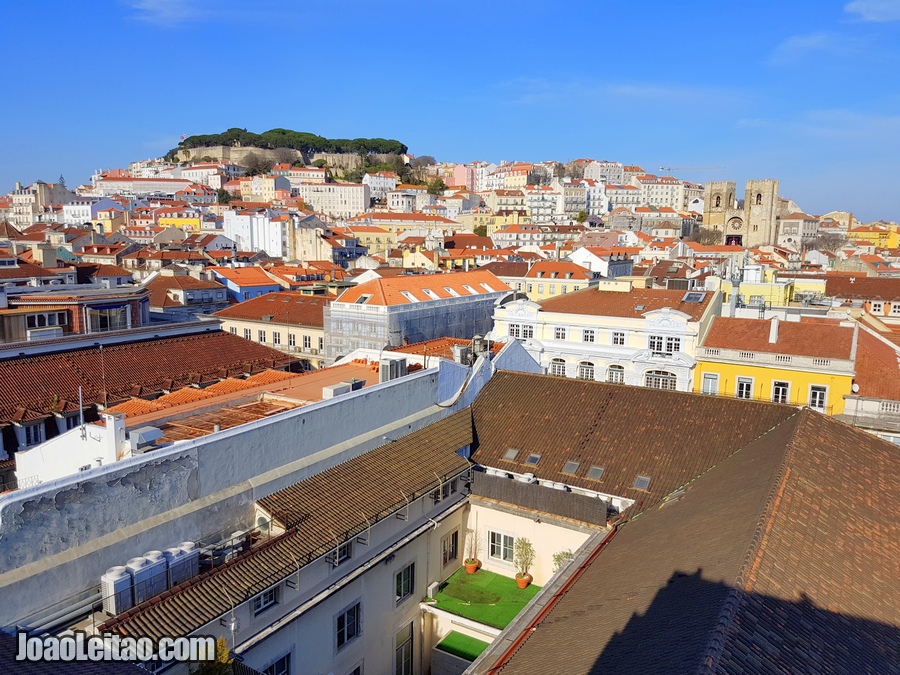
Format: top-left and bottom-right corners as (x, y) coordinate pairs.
(826, 276), (900, 301)
(0, 261), (61, 279)
(0, 331), (295, 424)
(101, 409), (473, 641)
(209, 266), (277, 286)
(0, 221), (23, 238)
(537, 286), (714, 320)
(213, 292), (331, 327)
(492, 411), (900, 675)
(389, 337), (503, 360)
(478, 262), (530, 277)
(337, 270), (511, 306)
(470, 371), (798, 514)
(853, 328), (900, 399)
(525, 261), (594, 280)
(702, 317), (854, 359)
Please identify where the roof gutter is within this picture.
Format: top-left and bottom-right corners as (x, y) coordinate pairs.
(482, 524), (619, 675)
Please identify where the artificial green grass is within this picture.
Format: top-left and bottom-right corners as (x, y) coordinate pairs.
(432, 568), (541, 629)
(435, 631), (490, 661)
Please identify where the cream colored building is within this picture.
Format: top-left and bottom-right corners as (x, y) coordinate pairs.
(294, 182), (370, 218)
(214, 292), (330, 368)
(491, 281), (722, 391)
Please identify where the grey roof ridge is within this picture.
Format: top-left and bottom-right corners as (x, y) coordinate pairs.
(696, 409), (809, 674)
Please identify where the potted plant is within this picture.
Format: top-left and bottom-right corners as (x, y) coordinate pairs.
(514, 538), (535, 589)
(464, 529), (480, 574)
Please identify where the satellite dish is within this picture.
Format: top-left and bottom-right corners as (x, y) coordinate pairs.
(852, 383), (860, 393)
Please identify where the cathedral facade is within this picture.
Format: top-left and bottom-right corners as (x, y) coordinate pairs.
(703, 179), (782, 248)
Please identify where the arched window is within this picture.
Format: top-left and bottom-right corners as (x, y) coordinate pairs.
(715, 195), (721, 208)
(549, 358), (566, 377)
(756, 193), (762, 205)
(607, 365), (624, 384)
(645, 370), (677, 390)
(577, 361), (595, 380)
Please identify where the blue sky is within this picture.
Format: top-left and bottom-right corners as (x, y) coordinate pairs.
(2, 0), (899, 222)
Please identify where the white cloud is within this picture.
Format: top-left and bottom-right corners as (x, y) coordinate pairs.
(767, 33), (845, 65)
(845, 0), (900, 21)
(127, 0), (206, 26)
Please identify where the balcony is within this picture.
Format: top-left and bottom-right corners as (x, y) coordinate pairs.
(429, 568), (541, 629)
(700, 346), (854, 375)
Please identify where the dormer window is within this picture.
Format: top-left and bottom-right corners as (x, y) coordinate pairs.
(400, 291), (419, 303)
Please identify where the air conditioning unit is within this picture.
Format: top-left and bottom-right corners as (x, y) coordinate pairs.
(309, 348), (319, 355)
(101, 566), (133, 616)
(143, 551), (168, 598)
(427, 581), (440, 599)
(126, 557), (153, 605)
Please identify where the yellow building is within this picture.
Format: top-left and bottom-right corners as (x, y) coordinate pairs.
(694, 316), (856, 415)
(704, 275), (794, 307)
(342, 225), (396, 256)
(846, 223), (899, 249)
(158, 213), (203, 233)
(485, 260), (598, 301)
(95, 208), (127, 234)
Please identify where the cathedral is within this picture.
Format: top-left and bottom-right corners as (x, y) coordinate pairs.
(702, 179), (787, 248)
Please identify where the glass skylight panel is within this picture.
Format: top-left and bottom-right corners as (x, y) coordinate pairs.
(525, 453), (541, 465)
(399, 290), (419, 302)
(586, 466), (605, 480)
(503, 448), (519, 461)
(562, 460), (579, 475)
(633, 474), (651, 490)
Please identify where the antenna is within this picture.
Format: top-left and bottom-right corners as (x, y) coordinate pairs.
(99, 344), (108, 408)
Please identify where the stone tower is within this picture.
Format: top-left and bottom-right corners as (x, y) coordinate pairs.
(703, 181), (742, 243)
(743, 179), (779, 248)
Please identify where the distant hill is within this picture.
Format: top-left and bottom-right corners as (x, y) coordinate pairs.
(170, 128), (407, 157)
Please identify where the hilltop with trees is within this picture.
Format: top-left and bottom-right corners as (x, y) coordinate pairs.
(168, 128), (408, 159)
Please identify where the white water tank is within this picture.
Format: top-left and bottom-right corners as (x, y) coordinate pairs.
(101, 566), (133, 616)
(143, 550), (168, 598)
(179, 541), (200, 578)
(127, 557), (153, 605)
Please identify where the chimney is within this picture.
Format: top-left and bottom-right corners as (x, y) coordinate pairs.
(768, 316), (779, 344)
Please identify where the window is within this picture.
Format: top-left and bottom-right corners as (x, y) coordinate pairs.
(489, 532), (514, 563)
(263, 654), (290, 675)
(509, 324), (534, 339)
(665, 337), (681, 353)
(549, 284), (556, 294)
(395, 623), (413, 675)
(229, 326), (237, 335)
(577, 361), (595, 380)
(561, 285), (567, 293)
(288, 333), (296, 347)
(549, 358), (566, 377)
(871, 302), (884, 314)
(355, 294), (372, 304)
(586, 466), (605, 480)
(65, 415), (79, 430)
(736, 378), (753, 400)
(252, 587), (278, 615)
(399, 290), (419, 303)
(244, 328), (251, 340)
(612, 331), (625, 346)
(258, 330), (266, 343)
(772, 381), (789, 404)
(562, 460), (579, 475)
(701, 373), (719, 395)
(554, 327), (567, 340)
(23, 424), (43, 447)
(524, 453), (541, 465)
(607, 365), (624, 384)
(756, 193), (762, 205)
(503, 448), (519, 461)
(273, 331), (281, 346)
(715, 195), (721, 207)
(395, 562), (415, 605)
(809, 386), (827, 411)
(244, 292), (250, 299)
(633, 474), (651, 490)
(336, 602), (361, 650)
(337, 541), (352, 565)
(441, 530), (458, 566)
(582, 329), (595, 343)
(649, 335), (664, 353)
(645, 370), (677, 390)
(537, 284), (544, 294)
(891, 303), (900, 315)
(319, 337), (324, 350)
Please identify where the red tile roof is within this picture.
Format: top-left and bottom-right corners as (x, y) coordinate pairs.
(213, 292), (331, 327)
(853, 328), (900, 400)
(825, 276), (900, 301)
(703, 317), (854, 359)
(337, 270), (511, 306)
(0, 331), (295, 424)
(538, 287), (714, 320)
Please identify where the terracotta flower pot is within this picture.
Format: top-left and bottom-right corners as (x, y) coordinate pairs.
(464, 559), (479, 574)
(516, 573), (533, 589)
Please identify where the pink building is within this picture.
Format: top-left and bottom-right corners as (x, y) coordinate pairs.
(453, 164), (476, 191)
